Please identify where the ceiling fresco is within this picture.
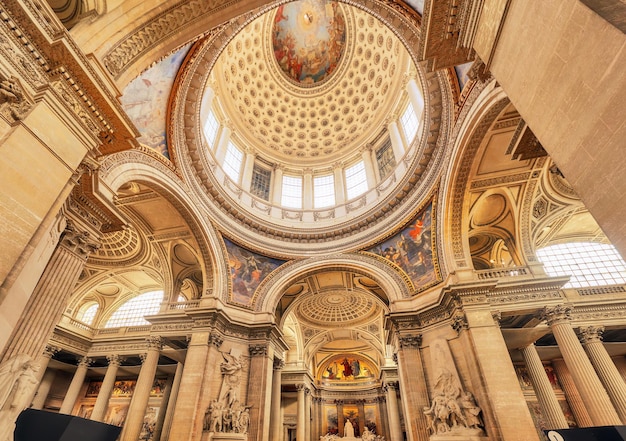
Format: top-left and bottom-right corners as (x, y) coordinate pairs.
(272, 0), (346, 86)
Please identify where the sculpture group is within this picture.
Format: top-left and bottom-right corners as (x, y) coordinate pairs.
(423, 369), (483, 435)
(0, 354), (41, 441)
(203, 350), (251, 435)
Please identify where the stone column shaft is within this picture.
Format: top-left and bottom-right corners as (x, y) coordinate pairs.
(387, 120), (405, 162)
(121, 337), (161, 441)
(612, 356), (626, 384)
(305, 389), (311, 441)
(31, 368), (56, 410)
(520, 344), (568, 429)
(361, 147), (376, 189)
(385, 384), (402, 441)
(247, 344), (274, 441)
(168, 332), (211, 441)
(552, 358), (593, 428)
(2, 227), (98, 361)
(544, 308), (621, 426)
(357, 400), (366, 436)
(241, 150), (256, 189)
(396, 335), (429, 441)
(336, 401), (345, 437)
(59, 356), (91, 414)
(296, 385), (306, 441)
(152, 369), (175, 441)
(270, 360), (284, 441)
(91, 355), (122, 422)
(159, 362), (183, 441)
(333, 167), (345, 205)
(580, 326), (626, 423)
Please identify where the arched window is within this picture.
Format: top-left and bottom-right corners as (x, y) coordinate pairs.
(78, 303), (98, 326)
(104, 290), (164, 328)
(204, 108), (220, 148)
(345, 161), (368, 200)
(536, 242), (626, 288)
(223, 141), (244, 182)
(400, 103), (419, 145)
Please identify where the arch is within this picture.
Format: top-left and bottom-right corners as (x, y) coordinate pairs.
(256, 253), (414, 318)
(97, 150), (229, 300)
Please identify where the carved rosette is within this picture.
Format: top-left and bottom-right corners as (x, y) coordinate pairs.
(579, 325), (604, 344)
(540, 305), (572, 326)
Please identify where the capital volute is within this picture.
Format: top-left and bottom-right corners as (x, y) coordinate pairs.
(107, 354), (124, 366)
(249, 344), (268, 357)
(77, 356), (93, 367)
(579, 325), (604, 344)
(146, 335), (163, 351)
(209, 332), (224, 348)
(540, 305), (572, 326)
(296, 383), (307, 392)
(451, 312), (468, 334)
(43, 345), (60, 358)
(273, 358), (285, 370)
(398, 334), (422, 348)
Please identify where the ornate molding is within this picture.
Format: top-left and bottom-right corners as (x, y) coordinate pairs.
(540, 304), (572, 326)
(249, 344), (268, 357)
(398, 334), (422, 348)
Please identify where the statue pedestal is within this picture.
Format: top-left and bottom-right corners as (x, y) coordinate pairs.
(430, 428), (487, 441)
(205, 433), (247, 441)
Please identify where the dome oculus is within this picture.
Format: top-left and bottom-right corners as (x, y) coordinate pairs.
(272, 0), (346, 86)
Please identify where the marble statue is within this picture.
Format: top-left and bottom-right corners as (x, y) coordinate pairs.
(0, 354), (40, 441)
(344, 419), (354, 438)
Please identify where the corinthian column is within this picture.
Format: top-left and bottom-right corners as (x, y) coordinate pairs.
(579, 325), (626, 423)
(270, 359), (284, 441)
(2, 224), (99, 361)
(520, 344), (568, 429)
(121, 336), (162, 441)
(396, 334), (429, 441)
(31, 345), (60, 409)
(385, 382), (403, 441)
(541, 305), (621, 425)
(60, 356), (92, 414)
(91, 355), (123, 422)
(296, 384), (307, 441)
(247, 344), (274, 441)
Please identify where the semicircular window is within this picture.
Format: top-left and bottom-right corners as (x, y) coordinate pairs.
(537, 242), (626, 288)
(104, 290), (164, 328)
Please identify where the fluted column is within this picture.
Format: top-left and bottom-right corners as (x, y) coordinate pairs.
(31, 345), (60, 409)
(520, 344), (568, 429)
(152, 367), (175, 441)
(579, 325), (626, 423)
(396, 334), (429, 441)
(375, 395), (389, 440)
(272, 166), (284, 205)
(91, 354), (123, 422)
(159, 361), (183, 441)
(541, 305), (621, 425)
(296, 384), (306, 441)
(303, 169), (313, 210)
(2, 224), (99, 361)
(406, 76), (424, 121)
(270, 359), (284, 441)
(552, 358), (593, 427)
(385, 382), (402, 441)
(59, 356), (92, 414)
(336, 400), (345, 437)
(168, 332), (212, 441)
(121, 336), (162, 441)
(247, 344), (274, 441)
(305, 388), (312, 441)
(360, 145), (376, 189)
(612, 356), (626, 383)
(312, 396), (322, 441)
(387, 119), (405, 162)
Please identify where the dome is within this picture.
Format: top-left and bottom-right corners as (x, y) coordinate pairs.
(175, 0), (446, 257)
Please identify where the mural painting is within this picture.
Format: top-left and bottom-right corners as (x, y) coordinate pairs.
(86, 378), (167, 397)
(368, 201), (439, 290)
(454, 62), (473, 92)
(224, 238), (285, 307)
(325, 406), (338, 435)
(364, 405), (378, 434)
(272, 0), (346, 85)
(120, 44), (191, 158)
(322, 356), (375, 382)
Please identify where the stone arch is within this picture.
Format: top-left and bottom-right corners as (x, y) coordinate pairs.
(97, 149), (229, 300)
(439, 81), (510, 273)
(256, 252), (414, 318)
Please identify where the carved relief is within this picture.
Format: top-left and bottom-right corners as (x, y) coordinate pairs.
(0, 75), (32, 122)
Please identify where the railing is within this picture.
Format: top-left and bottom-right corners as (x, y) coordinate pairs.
(475, 266), (530, 280)
(167, 299), (201, 310)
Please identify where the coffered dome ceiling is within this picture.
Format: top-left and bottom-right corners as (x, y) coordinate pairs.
(213, 1), (410, 166)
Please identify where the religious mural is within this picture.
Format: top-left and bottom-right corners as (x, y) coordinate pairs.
(272, 1), (346, 85)
(224, 238), (285, 307)
(367, 201), (440, 290)
(120, 44), (191, 158)
(86, 378), (167, 397)
(321, 356), (375, 382)
(324, 406), (338, 435)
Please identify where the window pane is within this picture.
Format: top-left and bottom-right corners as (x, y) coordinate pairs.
(314, 174), (335, 208)
(80, 303), (98, 326)
(345, 161), (368, 200)
(223, 142), (243, 182)
(537, 242), (626, 288)
(251, 164), (271, 201)
(281, 175), (303, 209)
(204, 109), (220, 148)
(376, 139), (396, 179)
(104, 291), (164, 328)
(400, 103), (419, 145)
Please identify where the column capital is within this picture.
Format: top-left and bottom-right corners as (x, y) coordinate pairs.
(579, 325), (605, 344)
(491, 310), (502, 326)
(209, 332), (224, 348)
(106, 354), (124, 366)
(296, 383), (308, 392)
(451, 312), (468, 334)
(540, 304), (572, 326)
(398, 334), (422, 348)
(384, 381), (399, 391)
(249, 344), (268, 357)
(273, 358), (285, 370)
(334, 399), (344, 406)
(146, 335), (163, 350)
(77, 356), (93, 367)
(59, 222), (101, 259)
(43, 345), (61, 358)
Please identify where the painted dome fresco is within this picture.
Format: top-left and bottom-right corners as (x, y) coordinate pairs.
(271, 1), (346, 86)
